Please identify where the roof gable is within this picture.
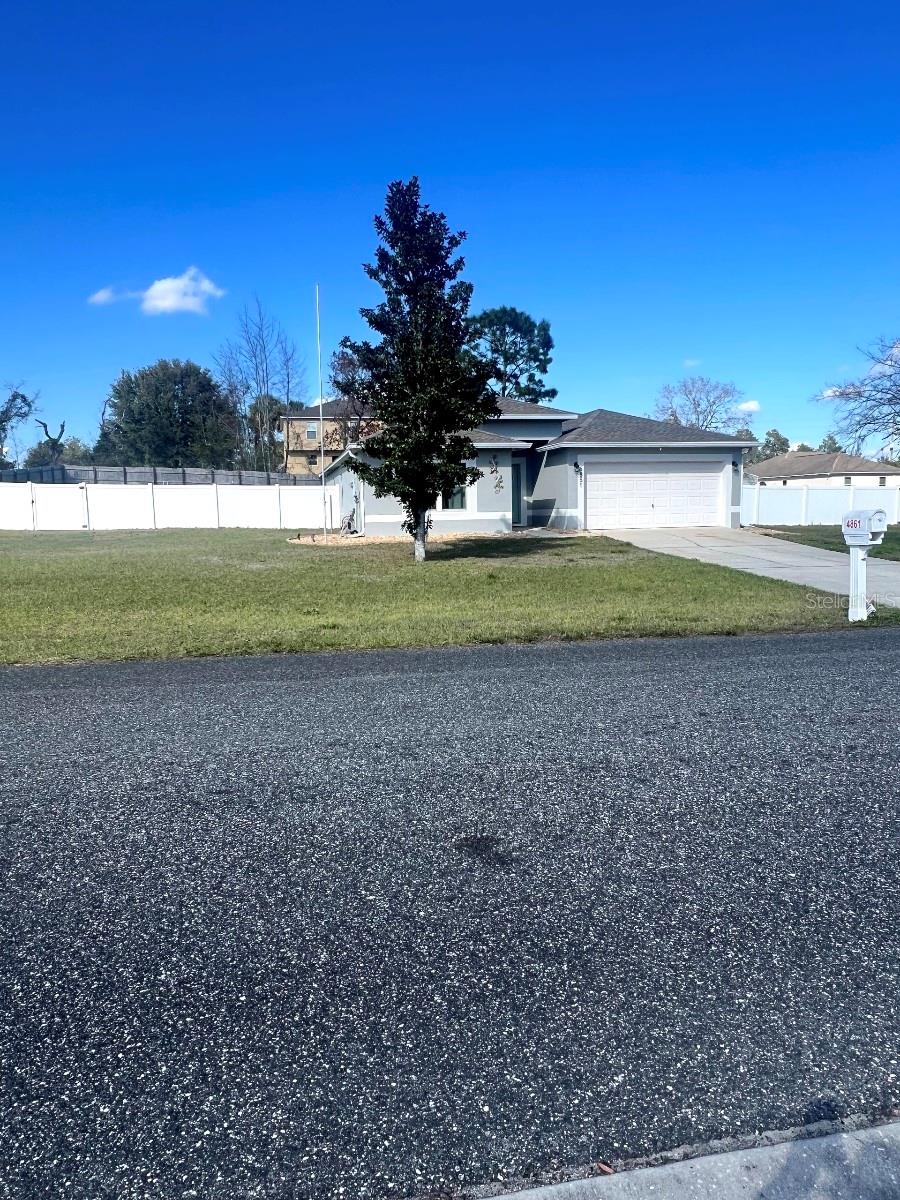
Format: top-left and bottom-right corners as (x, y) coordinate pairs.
(545, 407), (757, 448)
(493, 397), (577, 418)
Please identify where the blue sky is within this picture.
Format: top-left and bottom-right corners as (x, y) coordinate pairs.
(3, 0), (899, 452)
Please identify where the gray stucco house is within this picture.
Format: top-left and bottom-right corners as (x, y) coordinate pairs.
(325, 398), (755, 534)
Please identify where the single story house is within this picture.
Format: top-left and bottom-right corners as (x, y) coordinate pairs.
(747, 451), (900, 489)
(325, 398), (756, 534)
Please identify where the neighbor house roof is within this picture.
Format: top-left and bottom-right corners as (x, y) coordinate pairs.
(749, 451), (900, 480)
(280, 399), (376, 421)
(282, 396), (574, 422)
(544, 407), (758, 449)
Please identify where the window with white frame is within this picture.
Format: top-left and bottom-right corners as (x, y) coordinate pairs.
(879, 476), (887, 487)
(305, 424), (317, 440)
(442, 486), (467, 510)
(844, 476), (852, 486)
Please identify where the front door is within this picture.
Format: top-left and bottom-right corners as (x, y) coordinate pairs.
(511, 462), (524, 525)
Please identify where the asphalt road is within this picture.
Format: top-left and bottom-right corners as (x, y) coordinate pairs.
(2, 630), (899, 1199)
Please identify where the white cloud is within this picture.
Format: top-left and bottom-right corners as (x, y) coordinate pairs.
(140, 266), (225, 315)
(821, 387), (841, 398)
(87, 266), (225, 315)
(88, 286), (118, 306)
(736, 399), (760, 413)
(683, 358), (702, 368)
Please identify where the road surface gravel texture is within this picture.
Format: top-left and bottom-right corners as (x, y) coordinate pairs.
(1, 630), (899, 1199)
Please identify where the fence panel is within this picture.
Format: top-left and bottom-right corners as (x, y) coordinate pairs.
(756, 487), (804, 526)
(0, 482), (338, 531)
(804, 489), (852, 525)
(33, 485), (86, 530)
(742, 483), (900, 526)
(0, 483), (35, 529)
(279, 486), (334, 530)
(216, 486), (282, 529)
(853, 487), (899, 516)
(152, 485), (219, 529)
(86, 485), (155, 530)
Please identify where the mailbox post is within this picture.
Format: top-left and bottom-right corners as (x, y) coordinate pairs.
(842, 509), (888, 621)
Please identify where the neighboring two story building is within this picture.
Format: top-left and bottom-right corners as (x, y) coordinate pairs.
(321, 397), (755, 534)
(279, 401), (376, 477)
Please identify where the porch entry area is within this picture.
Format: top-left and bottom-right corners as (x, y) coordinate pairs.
(511, 462), (525, 526)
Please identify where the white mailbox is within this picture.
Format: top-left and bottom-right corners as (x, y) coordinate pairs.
(842, 508), (887, 621)
(842, 509), (887, 547)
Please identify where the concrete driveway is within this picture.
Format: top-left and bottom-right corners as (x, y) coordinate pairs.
(3, 632), (900, 1198)
(605, 526), (900, 607)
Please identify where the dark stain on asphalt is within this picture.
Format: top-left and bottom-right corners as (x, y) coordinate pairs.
(453, 832), (516, 868)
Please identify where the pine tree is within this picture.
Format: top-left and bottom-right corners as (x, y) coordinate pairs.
(468, 306), (558, 402)
(336, 178), (497, 560)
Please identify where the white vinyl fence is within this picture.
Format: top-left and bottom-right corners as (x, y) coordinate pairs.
(742, 483), (900, 527)
(0, 483), (339, 532)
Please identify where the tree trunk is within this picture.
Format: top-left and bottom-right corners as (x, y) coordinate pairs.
(413, 511), (428, 562)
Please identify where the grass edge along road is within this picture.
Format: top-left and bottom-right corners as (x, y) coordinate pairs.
(2, 528), (894, 666)
(759, 524), (900, 561)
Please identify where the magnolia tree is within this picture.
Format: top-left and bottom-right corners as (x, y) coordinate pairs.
(336, 178), (497, 561)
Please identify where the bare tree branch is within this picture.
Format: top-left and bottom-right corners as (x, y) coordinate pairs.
(819, 338), (900, 454)
(650, 376), (744, 432)
(214, 299), (307, 471)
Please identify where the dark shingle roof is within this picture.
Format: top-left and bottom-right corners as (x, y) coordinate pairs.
(493, 396), (577, 417)
(545, 408), (757, 448)
(281, 399), (376, 420)
(750, 451), (900, 480)
(283, 396), (572, 421)
(457, 428), (531, 447)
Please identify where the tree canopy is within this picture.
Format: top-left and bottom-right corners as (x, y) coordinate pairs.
(821, 338), (900, 452)
(25, 434), (94, 467)
(748, 428), (791, 464)
(94, 359), (240, 468)
(335, 177), (497, 560)
(651, 376), (744, 432)
(0, 387), (36, 468)
(215, 299), (305, 471)
(467, 306), (557, 403)
(817, 432), (843, 453)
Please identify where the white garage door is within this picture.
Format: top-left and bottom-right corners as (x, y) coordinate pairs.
(585, 463), (724, 529)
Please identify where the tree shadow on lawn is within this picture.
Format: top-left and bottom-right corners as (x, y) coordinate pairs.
(427, 534), (633, 562)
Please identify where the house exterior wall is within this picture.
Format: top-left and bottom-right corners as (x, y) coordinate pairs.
(327, 442), (748, 535)
(541, 447), (737, 529)
(329, 451), (513, 536)
(480, 417), (569, 441)
(281, 416), (380, 476)
(281, 418), (345, 476)
(730, 453), (744, 528)
(530, 450), (578, 528)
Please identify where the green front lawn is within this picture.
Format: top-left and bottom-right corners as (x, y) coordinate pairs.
(760, 525), (900, 561)
(0, 529), (891, 666)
